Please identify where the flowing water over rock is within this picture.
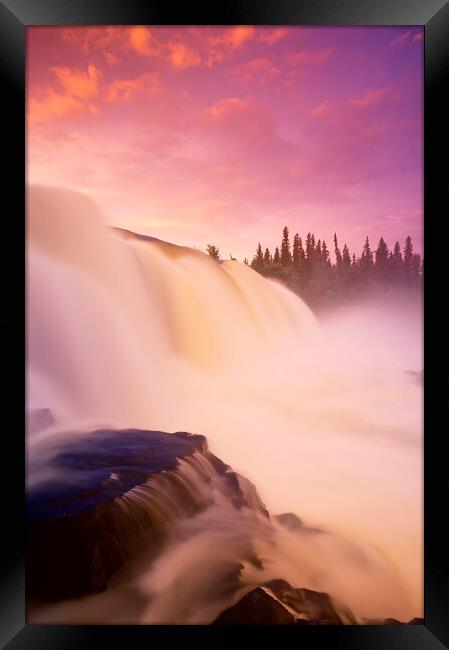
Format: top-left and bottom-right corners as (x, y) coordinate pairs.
(26, 186), (423, 622)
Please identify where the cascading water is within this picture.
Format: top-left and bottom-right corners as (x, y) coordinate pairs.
(27, 185), (423, 623)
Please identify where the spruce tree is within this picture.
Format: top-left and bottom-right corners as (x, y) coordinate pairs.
(411, 253), (421, 283)
(403, 236), (414, 285)
(322, 240), (331, 266)
(273, 246), (280, 264)
(206, 244), (220, 261)
(392, 241), (403, 284)
(334, 233), (343, 270)
(280, 226), (292, 267)
(393, 241), (402, 264)
(342, 244), (351, 269)
(403, 236), (413, 265)
(360, 236), (373, 271)
(264, 247), (272, 265)
(305, 233), (314, 261)
(375, 237), (389, 284)
(292, 233), (304, 271)
(251, 243), (264, 271)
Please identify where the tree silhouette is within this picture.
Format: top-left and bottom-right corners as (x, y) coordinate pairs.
(375, 237), (389, 284)
(403, 235), (414, 283)
(292, 233), (304, 272)
(251, 243), (264, 271)
(305, 233), (314, 261)
(240, 226), (421, 308)
(321, 240), (330, 266)
(280, 226), (292, 267)
(334, 233), (343, 270)
(207, 244), (220, 261)
(342, 244), (351, 270)
(360, 236), (373, 272)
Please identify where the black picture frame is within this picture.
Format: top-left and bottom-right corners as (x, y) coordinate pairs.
(2, 0), (447, 647)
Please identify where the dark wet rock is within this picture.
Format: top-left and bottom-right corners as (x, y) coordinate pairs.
(213, 587), (295, 625)
(213, 578), (357, 625)
(27, 408), (55, 434)
(294, 618), (333, 625)
(27, 428), (265, 605)
(27, 429), (206, 519)
(363, 616), (423, 625)
(274, 512), (304, 530)
(265, 578), (357, 624)
(274, 512), (324, 535)
(383, 618), (404, 624)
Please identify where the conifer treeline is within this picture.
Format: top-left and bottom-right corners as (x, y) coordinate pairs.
(245, 227), (422, 307)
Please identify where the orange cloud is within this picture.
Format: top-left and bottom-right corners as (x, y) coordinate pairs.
(228, 58), (280, 83)
(207, 97), (248, 121)
(311, 100), (330, 117)
(226, 26), (255, 48)
(28, 92), (85, 127)
(105, 51), (120, 66)
(128, 26), (158, 56)
(28, 63), (162, 126)
(206, 26), (256, 66)
(28, 65), (101, 127)
(105, 73), (161, 102)
(205, 96), (277, 147)
(351, 87), (394, 109)
(288, 48), (335, 66)
(259, 28), (288, 45)
(59, 27), (124, 55)
(167, 42), (201, 69)
(51, 64), (101, 100)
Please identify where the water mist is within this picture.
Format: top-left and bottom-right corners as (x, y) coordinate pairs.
(27, 186), (423, 623)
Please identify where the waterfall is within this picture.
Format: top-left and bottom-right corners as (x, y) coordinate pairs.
(26, 185), (422, 622)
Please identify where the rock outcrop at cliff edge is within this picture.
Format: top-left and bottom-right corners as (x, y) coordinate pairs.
(212, 582), (424, 626)
(213, 579), (356, 625)
(27, 427), (419, 625)
(27, 428), (267, 605)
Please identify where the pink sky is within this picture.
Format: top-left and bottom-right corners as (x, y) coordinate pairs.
(27, 26), (423, 261)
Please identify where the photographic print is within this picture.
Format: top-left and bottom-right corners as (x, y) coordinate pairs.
(26, 25), (423, 626)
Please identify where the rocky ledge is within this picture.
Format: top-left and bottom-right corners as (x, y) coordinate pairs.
(27, 428), (266, 604)
(27, 427), (422, 625)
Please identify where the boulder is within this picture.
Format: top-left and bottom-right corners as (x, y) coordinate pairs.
(27, 429), (259, 605)
(213, 578), (357, 625)
(266, 578), (357, 624)
(274, 512), (324, 535)
(27, 408), (55, 434)
(213, 588), (294, 625)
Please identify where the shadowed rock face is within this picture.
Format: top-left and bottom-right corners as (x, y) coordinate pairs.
(27, 408), (55, 435)
(266, 578), (357, 624)
(213, 588), (295, 625)
(27, 429), (265, 605)
(27, 430), (207, 519)
(27, 428), (417, 625)
(212, 580), (420, 626)
(274, 512), (324, 535)
(212, 579), (357, 625)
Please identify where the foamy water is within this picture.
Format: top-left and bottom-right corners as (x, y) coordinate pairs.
(27, 185), (422, 621)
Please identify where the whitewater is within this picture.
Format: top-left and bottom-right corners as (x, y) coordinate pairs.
(26, 185), (423, 623)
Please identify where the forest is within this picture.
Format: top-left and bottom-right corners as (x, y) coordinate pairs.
(207, 228), (423, 309)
